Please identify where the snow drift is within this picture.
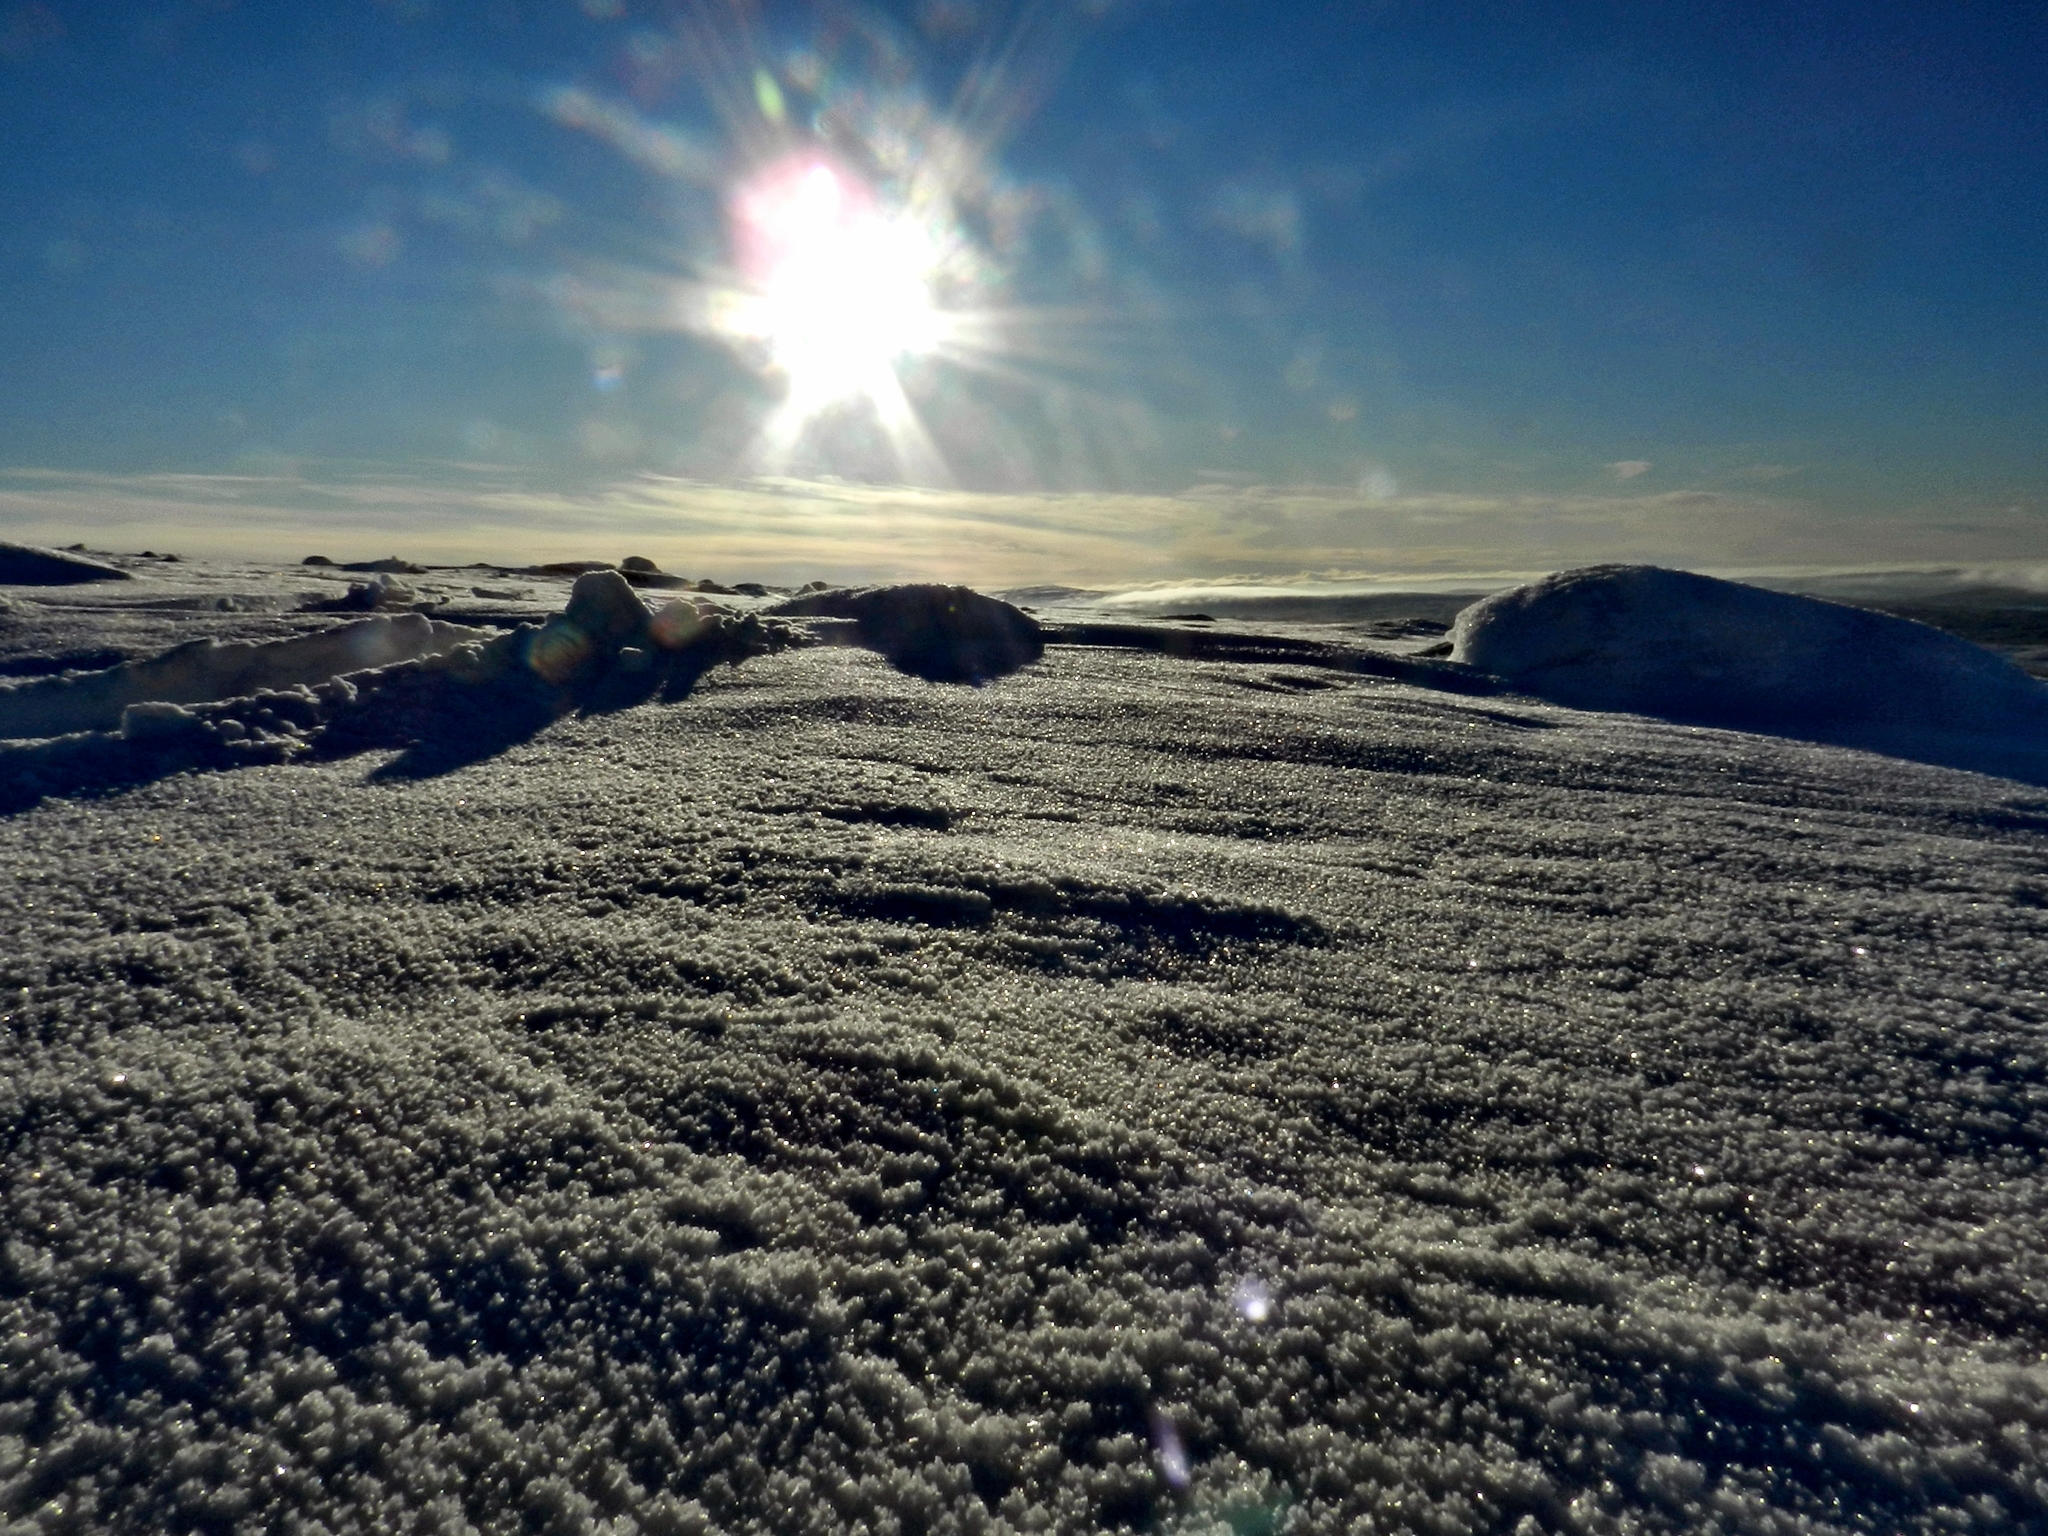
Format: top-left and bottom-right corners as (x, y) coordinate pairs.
(0, 574), (809, 810)
(303, 573), (432, 614)
(0, 541), (132, 585)
(1453, 564), (2048, 770)
(0, 575), (1045, 817)
(0, 613), (481, 740)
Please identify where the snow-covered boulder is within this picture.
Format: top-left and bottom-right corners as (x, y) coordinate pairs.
(773, 585), (1043, 683)
(563, 568), (652, 651)
(1451, 565), (2048, 740)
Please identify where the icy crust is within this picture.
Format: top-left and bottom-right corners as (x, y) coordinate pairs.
(772, 585), (1043, 683)
(2, 641), (2047, 1534)
(1452, 565), (2048, 744)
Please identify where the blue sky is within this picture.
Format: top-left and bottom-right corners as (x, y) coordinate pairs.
(2, 0), (2043, 576)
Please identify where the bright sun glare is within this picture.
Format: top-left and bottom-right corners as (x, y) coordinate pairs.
(654, 42), (1047, 486)
(546, 11), (1111, 486)
(727, 158), (947, 420)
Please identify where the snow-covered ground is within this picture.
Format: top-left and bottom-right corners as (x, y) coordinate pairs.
(2, 556), (2045, 1535)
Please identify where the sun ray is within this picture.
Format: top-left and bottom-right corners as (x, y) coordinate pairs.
(714, 154), (961, 479)
(547, 4), (1137, 490)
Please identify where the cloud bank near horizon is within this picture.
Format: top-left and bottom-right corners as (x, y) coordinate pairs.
(2, 467), (2042, 591)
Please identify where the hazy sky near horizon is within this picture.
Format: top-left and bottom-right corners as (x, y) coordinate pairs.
(2, 0), (2044, 576)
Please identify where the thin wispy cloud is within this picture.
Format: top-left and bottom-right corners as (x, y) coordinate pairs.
(538, 85), (721, 185)
(1210, 178), (1303, 261)
(5, 467), (2041, 590)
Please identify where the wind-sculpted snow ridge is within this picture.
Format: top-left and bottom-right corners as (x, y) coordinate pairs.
(0, 541), (133, 585)
(771, 585), (1043, 683)
(1038, 620), (1499, 695)
(0, 613), (479, 739)
(1454, 565), (2048, 780)
(3, 627), (2046, 1535)
(0, 573), (799, 812)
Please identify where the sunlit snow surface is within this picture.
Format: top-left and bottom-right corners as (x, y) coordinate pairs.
(2, 559), (2046, 1535)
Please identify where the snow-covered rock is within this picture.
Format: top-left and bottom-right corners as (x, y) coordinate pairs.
(1451, 564), (2048, 742)
(522, 569), (654, 685)
(774, 584), (1042, 682)
(563, 568), (652, 651)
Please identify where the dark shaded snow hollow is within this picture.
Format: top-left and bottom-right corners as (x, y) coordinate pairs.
(1, 562), (2045, 1536)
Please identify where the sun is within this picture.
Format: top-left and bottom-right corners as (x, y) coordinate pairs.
(547, 13), (1119, 490)
(725, 158), (948, 421)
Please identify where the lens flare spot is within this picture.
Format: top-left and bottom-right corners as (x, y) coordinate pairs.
(1147, 1408), (1191, 1489)
(649, 599), (714, 650)
(1230, 1276), (1274, 1323)
(526, 619), (594, 684)
(753, 68), (786, 124)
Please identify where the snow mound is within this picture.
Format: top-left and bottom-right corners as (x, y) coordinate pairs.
(0, 541), (132, 585)
(0, 613), (480, 739)
(0, 579), (804, 808)
(773, 584), (1043, 682)
(524, 569), (682, 685)
(304, 572), (425, 613)
(617, 554), (695, 589)
(1452, 565), (2048, 743)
